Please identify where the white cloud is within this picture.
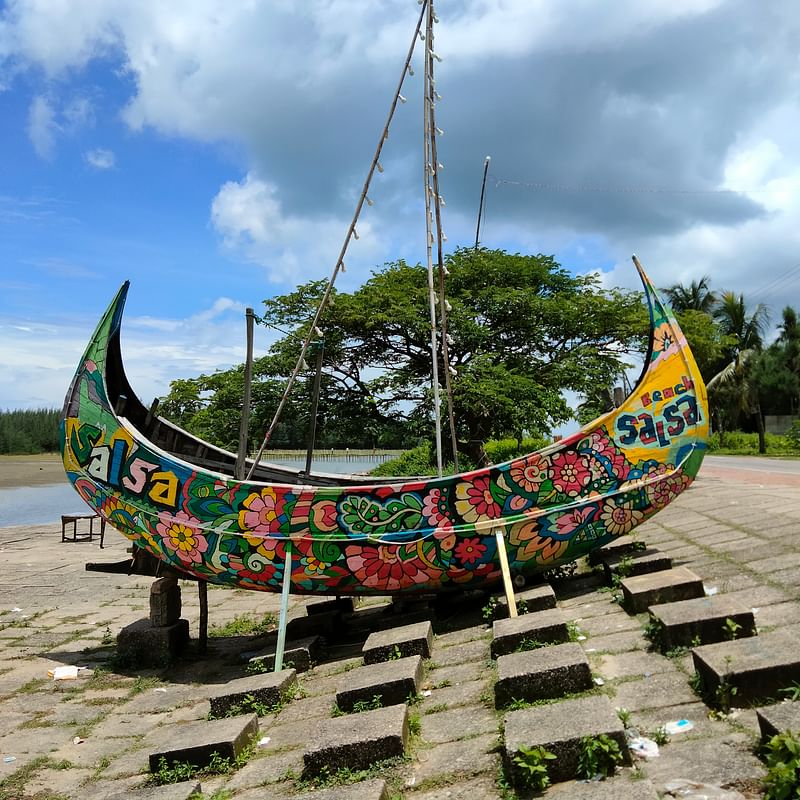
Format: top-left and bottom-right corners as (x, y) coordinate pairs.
(0, 297), (277, 411)
(210, 173), (384, 284)
(27, 95), (57, 158)
(85, 147), (115, 169)
(26, 93), (95, 159)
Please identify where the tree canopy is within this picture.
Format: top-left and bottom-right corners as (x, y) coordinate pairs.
(161, 248), (647, 465)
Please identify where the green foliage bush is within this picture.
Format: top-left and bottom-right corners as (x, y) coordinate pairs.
(785, 421), (800, 451)
(706, 430), (798, 455)
(483, 436), (551, 464)
(370, 436), (551, 477)
(369, 442), (476, 477)
(762, 730), (800, 800)
(512, 745), (557, 792)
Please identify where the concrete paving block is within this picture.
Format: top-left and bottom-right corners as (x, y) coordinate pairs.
(545, 776), (660, 799)
(503, 694), (630, 787)
(490, 608), (569, 658)
(116, 618), (189, 666)
(86, 780), (203, 799)
(495, 642), (592, 708)
(208, 669), (296, 718)
(603, 548), (672, 582)
(297, 778), (389, 800)
(420, 705), (498, 744)
(148, 713), (258, 772)
(410, 733), (498, 786)
(647, 595), (756, 651)
(693, 629), (800, 708)
(587, 534), (645, 566)
(336, 654), (423, 712)
(302, 703), (408, 778)
(756, 700), (800, 741)
(620, 566), (705, 614)
(362, 620), (433, 664)
(247, 635), (323, 673)
(492, 584), (557, 620)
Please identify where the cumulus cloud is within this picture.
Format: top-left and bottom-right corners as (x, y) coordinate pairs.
(4, 0), (800, 306)
(211, 173), (384, 284)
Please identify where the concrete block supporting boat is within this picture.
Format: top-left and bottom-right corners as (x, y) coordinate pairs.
(147, 713), (258, 772)
(692, 629), (800, 708)
(494, 642), (592, 708)
(362, 620), (433, 664)
(302, 703), (409, 778)
(503, 694), (630, 787)
(335, 655), (423, 713)
(490, 608), (569, 658)
(647, 595), (756, 651)
(620, 565), (705, 613)
(116, 617), (189, 667)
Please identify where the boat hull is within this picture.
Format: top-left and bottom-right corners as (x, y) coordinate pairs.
(60, 265), (708, 595)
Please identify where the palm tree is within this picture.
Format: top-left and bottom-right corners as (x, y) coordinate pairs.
(664, 276), (718, 314)
(708, 292), (771, 452)
(713, 291), (769, 353)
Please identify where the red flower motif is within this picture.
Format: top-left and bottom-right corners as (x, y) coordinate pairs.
(345, 544), (439, 592)
(454, 475), (502, 523)
(454, 537), (487, 565)
(551, 451), (591, 497)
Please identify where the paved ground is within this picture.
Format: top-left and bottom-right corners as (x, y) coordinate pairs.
(1, 464), (799, 799)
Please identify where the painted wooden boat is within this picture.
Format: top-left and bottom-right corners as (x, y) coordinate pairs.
(60, 260), (707, 594)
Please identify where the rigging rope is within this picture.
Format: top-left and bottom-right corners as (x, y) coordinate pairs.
(246, 1), (429, 479)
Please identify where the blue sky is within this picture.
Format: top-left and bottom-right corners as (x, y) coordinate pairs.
(2, 0), (800, 418)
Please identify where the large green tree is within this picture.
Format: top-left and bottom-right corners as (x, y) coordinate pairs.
(161, 248), (647, 464)
(752, 305), (800, 418)
(256, 248), (646, 465)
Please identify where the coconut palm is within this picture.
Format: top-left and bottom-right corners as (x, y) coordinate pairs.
(708, 292), (771, 452)
(664, 276), (717, 314)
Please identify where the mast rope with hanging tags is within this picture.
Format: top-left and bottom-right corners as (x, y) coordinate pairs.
(424, 0), (459, 474)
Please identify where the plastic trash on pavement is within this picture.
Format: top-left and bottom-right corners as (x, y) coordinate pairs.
(49, 666), (79, 681)
(628, 736), (660, 759)
(664, 719), (694, 735)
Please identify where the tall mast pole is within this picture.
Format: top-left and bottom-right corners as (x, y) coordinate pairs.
(426, 5), (459, 472)
(475, 155), (490, 249)
(423, 0), (443, 477)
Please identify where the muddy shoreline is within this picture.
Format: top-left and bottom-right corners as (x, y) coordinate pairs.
(0, 454), (66, 489)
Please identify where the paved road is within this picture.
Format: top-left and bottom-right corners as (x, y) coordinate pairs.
(702, 454), (800, 486)
(705, 454), (800, 474)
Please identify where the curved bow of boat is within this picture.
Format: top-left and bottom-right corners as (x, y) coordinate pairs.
(60, 261), (708, 595)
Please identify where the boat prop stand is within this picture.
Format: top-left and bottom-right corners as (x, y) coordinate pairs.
(274, 542), (293, 672)
(495, 529), (518, 618)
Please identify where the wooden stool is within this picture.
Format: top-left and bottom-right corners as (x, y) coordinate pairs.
(61, 514), (105, 548)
